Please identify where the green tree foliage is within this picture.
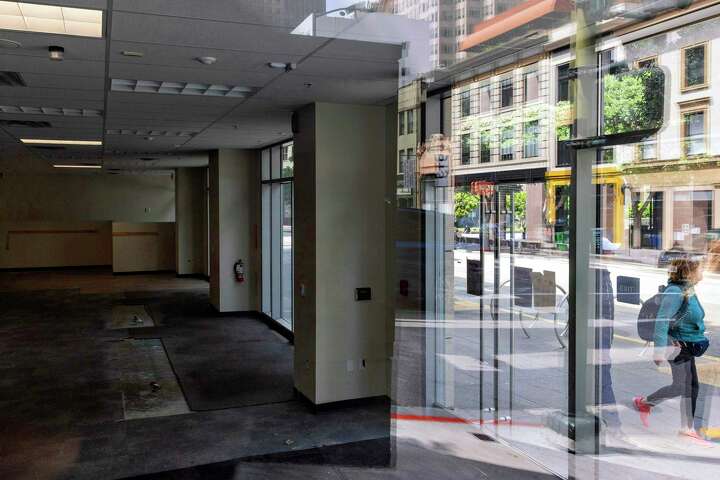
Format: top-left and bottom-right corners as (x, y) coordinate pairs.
(603, 69), (664, 135)
(455, 191), (480, 224)
(555, 100), (573, 140)
(505, 191), (527, 232)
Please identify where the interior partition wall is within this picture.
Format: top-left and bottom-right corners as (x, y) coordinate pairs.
(261, 141), (294, 331)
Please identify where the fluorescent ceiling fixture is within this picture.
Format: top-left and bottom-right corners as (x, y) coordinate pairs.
(106, 129), (196, 137)
(0, 2), (103, 37)
(21, 138), (102, 146)
(0, 105), (102, 117)
(111, 79), (256, 97)
(53, 164), (102, 169)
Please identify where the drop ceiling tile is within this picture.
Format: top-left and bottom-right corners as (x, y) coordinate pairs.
(114, 0), (323, 29)
(111, 11), (325, 56)
(5, 73), (105, 91)
(0, 53), (105, 76)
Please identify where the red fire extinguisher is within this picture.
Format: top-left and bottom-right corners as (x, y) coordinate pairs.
(234, 259), (245, 283)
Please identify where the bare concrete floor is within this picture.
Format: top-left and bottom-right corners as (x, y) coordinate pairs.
(0, 270), (553, 480)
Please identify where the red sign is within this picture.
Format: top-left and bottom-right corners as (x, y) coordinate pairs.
(470, 180), (494, 197)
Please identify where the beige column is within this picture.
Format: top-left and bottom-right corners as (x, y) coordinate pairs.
(208, 149), (260, 312)
(293, 102), (392, 405)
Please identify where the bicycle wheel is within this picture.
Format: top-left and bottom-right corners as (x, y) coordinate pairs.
(489, 280), (511, 322)
(553, 285), (570, 348)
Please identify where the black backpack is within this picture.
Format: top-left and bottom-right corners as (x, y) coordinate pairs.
(637, 285), (687, 342)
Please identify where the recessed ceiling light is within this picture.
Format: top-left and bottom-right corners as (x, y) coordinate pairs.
(21, 138), (102, 146)
(0, 38), (21, 48)
(268, 62), (296, 71)
(0, 2), (103, 38)
(48, 45), (64, 61)
(53, 164), (102, 169)
(196, 56), (217, 65)
(121, 50), (144, 58)
(0, 105), (102, 117)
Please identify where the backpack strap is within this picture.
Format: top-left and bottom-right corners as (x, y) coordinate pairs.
(669, 293), (690, 333)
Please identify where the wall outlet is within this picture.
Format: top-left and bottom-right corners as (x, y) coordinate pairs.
(360, 359), (367, 370)
(346, 359), (355, 372)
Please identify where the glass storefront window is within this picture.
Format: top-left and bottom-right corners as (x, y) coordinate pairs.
(261, 142), (294, 331)
(396, 3), (720, 479)
(281, 142), (293, 177)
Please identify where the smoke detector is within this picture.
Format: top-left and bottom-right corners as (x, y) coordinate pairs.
(196, 56), (217, 65)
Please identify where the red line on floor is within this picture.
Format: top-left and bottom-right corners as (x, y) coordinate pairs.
(391, 413), (543, 428)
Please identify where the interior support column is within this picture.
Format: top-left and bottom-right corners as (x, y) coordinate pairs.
(209, 149), (259, 313)
(569, 4), (599, 460)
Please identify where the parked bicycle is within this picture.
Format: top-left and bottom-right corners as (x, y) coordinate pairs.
(489, 279), (570, 348)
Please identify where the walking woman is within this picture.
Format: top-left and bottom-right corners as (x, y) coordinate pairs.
(633, 258), (710, 439)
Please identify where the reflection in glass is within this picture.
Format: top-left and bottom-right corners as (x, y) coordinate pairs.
(281, 183), (293, 327)
(683, 44), (706, 89)
(683, 110), (706, 156)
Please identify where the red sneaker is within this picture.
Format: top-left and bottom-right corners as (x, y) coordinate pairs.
(679, 429), (713, 446)
(633, 396), (651, 428)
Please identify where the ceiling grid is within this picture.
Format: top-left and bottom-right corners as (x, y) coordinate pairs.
(0, 0), (401, 173)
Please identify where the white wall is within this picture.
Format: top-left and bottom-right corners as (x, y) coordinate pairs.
(0, 221), (112, 269)
(294, 102), (391, 404)
(0, 172), (175, 269)
(209, 150), (260, 312)
(112, 222), (175, 273)
(175, 168), (207, 276)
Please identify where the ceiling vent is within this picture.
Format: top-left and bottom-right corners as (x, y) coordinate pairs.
(106, 129), (195, 137)
(0, 119), (52, 128)
(0, 71), (27, 87)
(111, 79), (255, 97)
(0, 105), (102, 117)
